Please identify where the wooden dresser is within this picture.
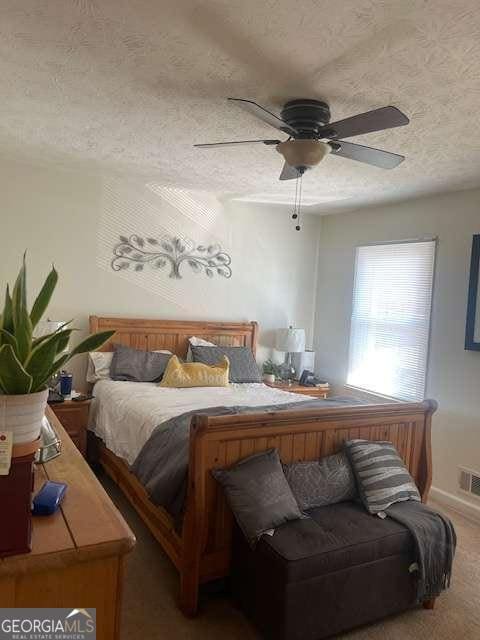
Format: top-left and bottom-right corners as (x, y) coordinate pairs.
(0, 407), (135, 640)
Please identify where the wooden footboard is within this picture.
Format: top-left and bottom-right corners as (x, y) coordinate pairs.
(97, 399), (436, 616)
(180, 399), (436, 615)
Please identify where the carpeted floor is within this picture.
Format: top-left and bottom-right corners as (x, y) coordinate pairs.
(101, 474), (480, 640)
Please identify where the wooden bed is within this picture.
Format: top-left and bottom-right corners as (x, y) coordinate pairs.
(89, 316), (437, 616)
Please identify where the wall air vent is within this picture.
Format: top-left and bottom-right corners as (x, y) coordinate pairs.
(458, 466), (480, 499)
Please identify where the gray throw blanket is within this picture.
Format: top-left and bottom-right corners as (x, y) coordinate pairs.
(132, 396), (360, 519)
(387, 501), (456, 603)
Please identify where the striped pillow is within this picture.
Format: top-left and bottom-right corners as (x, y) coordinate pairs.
(345, 439), (420, 514)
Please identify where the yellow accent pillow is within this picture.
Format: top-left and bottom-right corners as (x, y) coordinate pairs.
(159, 355), (230, 388)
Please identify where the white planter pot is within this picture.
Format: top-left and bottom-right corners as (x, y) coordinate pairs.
(263, 373), (276, 384)
(0, 389), (49, 445)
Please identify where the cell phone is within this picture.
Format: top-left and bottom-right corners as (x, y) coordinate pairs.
(299, 370), (315, 386)
(72, 394), (92, 402)
(299, 370), (327, 387)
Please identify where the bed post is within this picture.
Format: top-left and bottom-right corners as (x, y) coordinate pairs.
(418, 399), (437, 503)
(179, 415), (209, 616)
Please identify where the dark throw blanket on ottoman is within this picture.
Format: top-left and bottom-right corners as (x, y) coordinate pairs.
(387, 500), (457, 603)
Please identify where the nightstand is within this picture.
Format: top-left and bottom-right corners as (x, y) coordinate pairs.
(50, 398), (91, 457)
(264, 380), (329, 399)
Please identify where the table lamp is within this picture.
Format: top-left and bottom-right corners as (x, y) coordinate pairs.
(275, 326), (306, 381)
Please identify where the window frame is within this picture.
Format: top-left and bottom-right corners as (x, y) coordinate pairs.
(346, 237), (437, 402)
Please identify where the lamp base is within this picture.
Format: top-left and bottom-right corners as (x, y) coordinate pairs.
(279, 353), (296, 381)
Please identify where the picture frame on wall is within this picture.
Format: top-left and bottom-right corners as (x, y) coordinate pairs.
(465, 234), (480, 351)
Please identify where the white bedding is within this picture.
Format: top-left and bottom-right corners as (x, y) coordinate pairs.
(89, 380), (313, 465)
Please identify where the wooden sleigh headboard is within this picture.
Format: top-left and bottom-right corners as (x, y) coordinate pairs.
(89, 316), (258, 359)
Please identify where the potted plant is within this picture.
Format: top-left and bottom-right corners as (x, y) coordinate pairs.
(262, 359), (280, 384)
(0, 255), (114, 444)
(0, 255), (114, 557)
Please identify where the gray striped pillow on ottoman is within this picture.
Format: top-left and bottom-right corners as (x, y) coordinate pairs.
(345, 439), (420, 514)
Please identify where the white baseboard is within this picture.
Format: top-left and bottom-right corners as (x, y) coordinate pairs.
(429, 485), (480, 524)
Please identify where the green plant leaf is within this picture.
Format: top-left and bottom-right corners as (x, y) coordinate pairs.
(11, 256), (32, 363)
(31, 353), (70, 393)
(0, 329), (18, 351)
(11, 254), (27, 318)
(30, 266), (58, 328)
(1, 285), (14, 334)
(0, 344), (33, 394)
(54, 329), (72, 354)
(68, 330), (115, 357)
(32, 320), (74, 349)
(13, 306), (33, 364)
(28, 329), (72, 361)
(25, 330), (73, 387)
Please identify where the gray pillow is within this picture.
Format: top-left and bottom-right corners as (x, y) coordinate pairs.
(344, 439), (420, 514)
(212, 449), (302, 546)
(191, 345), (261, 383)
(283, 452), (357, 511)
(110, 344), (172, 382)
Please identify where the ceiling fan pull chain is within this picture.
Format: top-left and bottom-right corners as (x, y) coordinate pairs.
(295, 173), (303, 231)
(292, 173), (299, 221)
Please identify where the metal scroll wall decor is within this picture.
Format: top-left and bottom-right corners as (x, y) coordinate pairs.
(111, 234), (232, 280)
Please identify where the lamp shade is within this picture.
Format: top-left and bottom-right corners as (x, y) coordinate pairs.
(276, 140), (331, 169)
(275, 328), (306, 353)
(34, 319), (64, 339)
(34, 320), (70, 356)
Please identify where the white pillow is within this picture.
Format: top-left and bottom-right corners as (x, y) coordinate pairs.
(86, 352), (113, 383)
(86, 349), (172, 383)
(187, 336), (216, 362)
(188, 336), (217, 347)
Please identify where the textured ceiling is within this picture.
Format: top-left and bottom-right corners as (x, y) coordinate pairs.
(2, 0), (480, 213)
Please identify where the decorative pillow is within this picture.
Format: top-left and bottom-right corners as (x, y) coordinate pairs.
(110, 345), (172, 382)
(283, 452), (357, 511)
(186, 336), (216, 362)
(191, 345), (261, 383)
(344, 439), (421, 514)
(160, 354), (229, 388)
(212, 449), (302, 546)
(86, 351), (114, 383)
(86, 348), (172, 383)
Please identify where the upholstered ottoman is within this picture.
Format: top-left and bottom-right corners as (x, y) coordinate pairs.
(231, 501), (417, 640)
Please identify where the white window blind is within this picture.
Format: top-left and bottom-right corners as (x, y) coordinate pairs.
(347, 240), (436, 401)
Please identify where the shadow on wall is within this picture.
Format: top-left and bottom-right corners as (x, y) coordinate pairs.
(96, 179), (231, 313)
(93, 179), (296, 362)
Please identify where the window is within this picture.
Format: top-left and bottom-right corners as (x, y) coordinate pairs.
(347, 240), (436, 401)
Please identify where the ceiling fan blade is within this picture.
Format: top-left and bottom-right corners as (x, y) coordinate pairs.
(228, 97), (298, 136)
(319, 106), (409, 140)
(279, 162), (300, 181)
(194, 139), (281, 148)
(329, 140), (405, 169)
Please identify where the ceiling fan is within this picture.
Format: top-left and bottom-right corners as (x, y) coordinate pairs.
(194, 97), (409, 180)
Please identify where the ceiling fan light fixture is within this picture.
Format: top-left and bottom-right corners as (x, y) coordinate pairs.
(276, 139), (331, 170)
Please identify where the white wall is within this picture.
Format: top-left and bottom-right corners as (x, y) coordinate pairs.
(5, 156), (478, 512)
(313, 188), (480, 508)
(1, 159), (320, 386)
